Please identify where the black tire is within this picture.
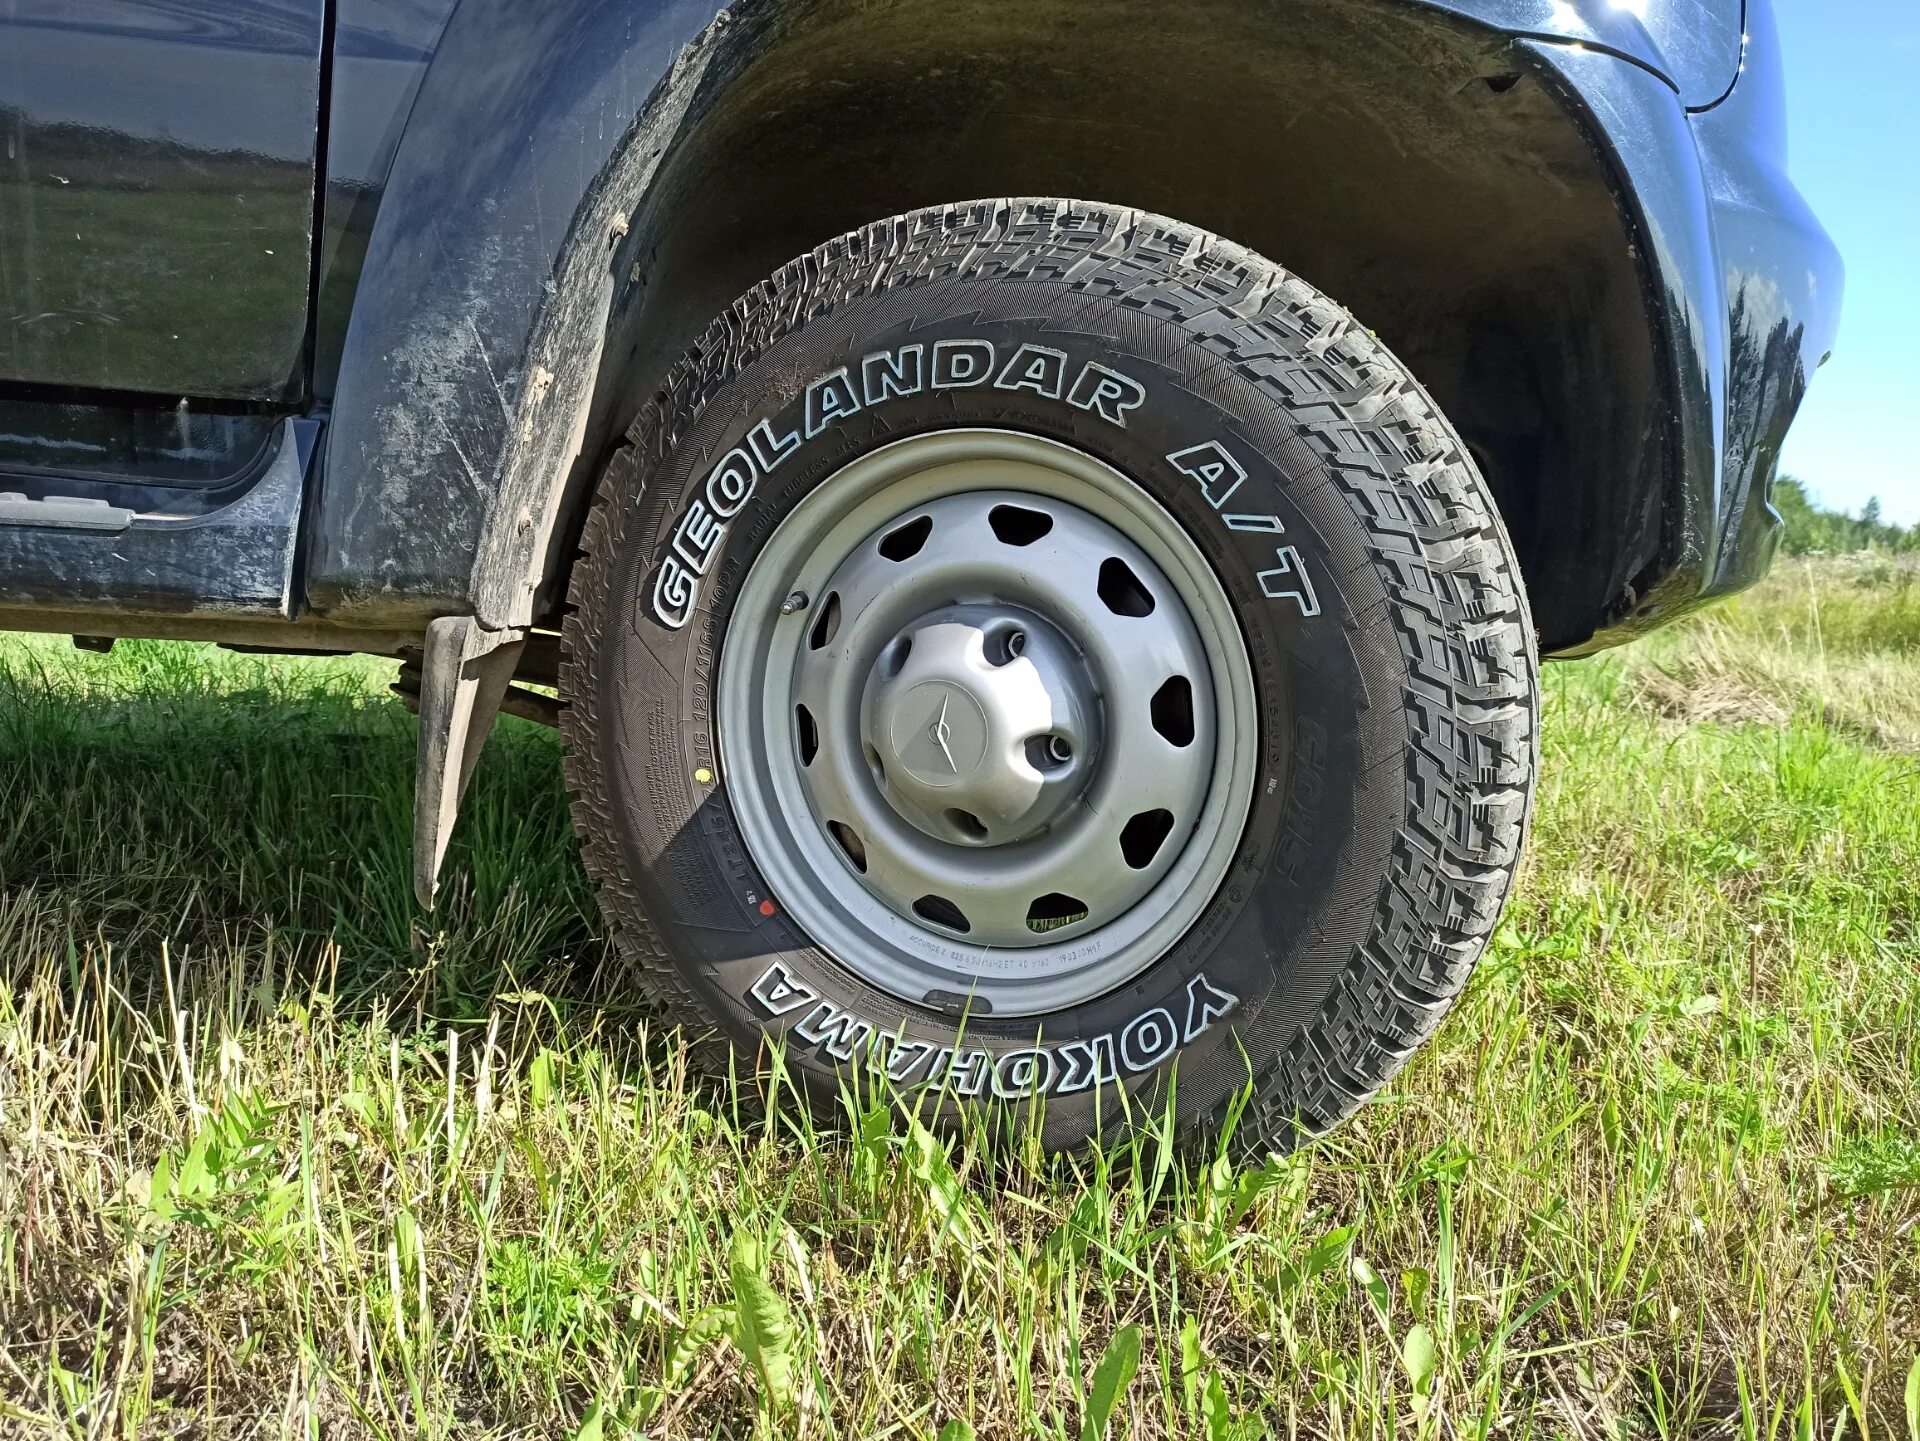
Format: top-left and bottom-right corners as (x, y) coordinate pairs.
(560, 199), (1537, 1153)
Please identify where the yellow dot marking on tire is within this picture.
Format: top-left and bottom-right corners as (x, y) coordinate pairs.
(694, 767), (713, 785)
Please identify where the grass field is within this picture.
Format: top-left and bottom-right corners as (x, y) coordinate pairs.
(2, 556), (1918, 1439)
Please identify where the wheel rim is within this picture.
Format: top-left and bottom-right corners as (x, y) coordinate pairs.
(717, 430), (1258, 1017)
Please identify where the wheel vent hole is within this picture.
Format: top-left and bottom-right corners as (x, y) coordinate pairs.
(808, 591), (842, 651)
(988, 504), (1054, 546)
(1151, 675), (1195, 747)
(913, 894), (970, 933)
(1097, 557), (1155, 617)
(1026, 893), (1090, 934)
(827, 821), (867, 873)
(883, 633), (913, 677)
(878, 515), (933, 561)
(1119, 809), (1176, 870)
(795, 704), (818, 766)
(944, 808), (989, 842)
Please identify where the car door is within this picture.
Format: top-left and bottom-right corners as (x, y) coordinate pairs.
(0, 0), (327, 401)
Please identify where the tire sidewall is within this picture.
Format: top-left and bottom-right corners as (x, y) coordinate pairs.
(583, 280), (1411, 1143)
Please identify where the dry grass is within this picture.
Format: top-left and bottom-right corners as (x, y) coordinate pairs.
(1, 557), (1917, 1439)
(1627, 554), (1920, 751)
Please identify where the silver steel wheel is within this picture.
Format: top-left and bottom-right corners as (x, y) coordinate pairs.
(717, 430), (1258, 1016)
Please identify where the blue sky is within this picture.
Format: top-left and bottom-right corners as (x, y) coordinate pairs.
(1774, 0), (1920, 522)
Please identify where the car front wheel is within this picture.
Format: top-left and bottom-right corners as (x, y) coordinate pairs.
(560, 198), (1537, 1153)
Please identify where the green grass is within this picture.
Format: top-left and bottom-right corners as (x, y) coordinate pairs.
(2, 556), (1918, 1438)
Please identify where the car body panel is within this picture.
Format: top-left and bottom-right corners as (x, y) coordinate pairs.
(0, 0), (1836, 667)
(1519, 38), (1730, 634)
(306, 0), (1831, 655)
(0, 0), (325, 399)
(313, 0), (718, 623)
(311, 0), (460, 400)
(0, 418), (315, 616)
(1419, 0), (1745, 109)
(1693, 0), (1843, 599)
(1518, 0), (1839, 645)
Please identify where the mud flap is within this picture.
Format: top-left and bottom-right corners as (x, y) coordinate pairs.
(412, 615), (526, 906)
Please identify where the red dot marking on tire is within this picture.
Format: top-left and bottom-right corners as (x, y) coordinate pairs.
(758, 899), (777, 917)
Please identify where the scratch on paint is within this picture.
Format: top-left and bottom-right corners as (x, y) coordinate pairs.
(438, 418), (487, 498)
(467, 315), (514, 424)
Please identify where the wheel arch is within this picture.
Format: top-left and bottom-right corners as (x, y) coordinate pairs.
(316, 0), (1679, 654)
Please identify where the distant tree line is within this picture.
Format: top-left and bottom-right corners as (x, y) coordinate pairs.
(1773, 476), (1919, 554)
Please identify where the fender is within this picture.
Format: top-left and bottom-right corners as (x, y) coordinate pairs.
(311, 0), (1741, 644)
(1519, 37), (1731, 635)
(1518, 0), (1840, 647)
(1689, 0), (1843, 603)
(313, 0), (729, 629)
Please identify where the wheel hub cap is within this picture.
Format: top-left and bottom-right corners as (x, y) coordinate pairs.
(860, 610), (1100, 845)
